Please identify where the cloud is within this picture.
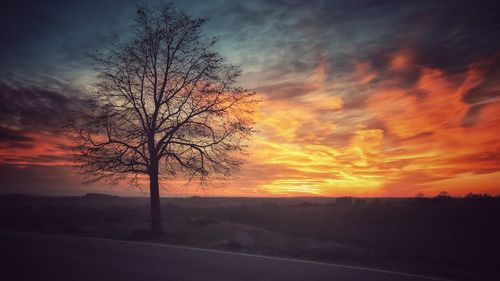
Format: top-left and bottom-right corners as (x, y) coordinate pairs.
(0, 127), (33, 143)
(360, 53), (500, 194)
(0, 81), (87, 132)
(1, 0), (500, 196)
(230, 47), (500, 196)
(0, 81), (88, 166)
(0, 0), (137, 79)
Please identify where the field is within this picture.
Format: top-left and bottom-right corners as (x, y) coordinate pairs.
(1, 193), (499, 281)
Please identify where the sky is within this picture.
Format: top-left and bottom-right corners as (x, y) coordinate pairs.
(1, 0), (499, 197)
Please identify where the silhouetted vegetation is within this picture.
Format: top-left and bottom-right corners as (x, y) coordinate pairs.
(65, 2), (257, 235)
(1, 193), (499, 281)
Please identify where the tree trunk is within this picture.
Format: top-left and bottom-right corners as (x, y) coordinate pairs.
(149, 167), (163, 236)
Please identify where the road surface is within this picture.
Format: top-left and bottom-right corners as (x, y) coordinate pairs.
(0, 230), (451, 281)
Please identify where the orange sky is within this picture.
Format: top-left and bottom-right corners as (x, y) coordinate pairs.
(225, 50), (500, 197)
(1, 48), (499, 197)
(1, 1), (500, 197)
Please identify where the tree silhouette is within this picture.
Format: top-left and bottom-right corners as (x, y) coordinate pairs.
(66, 3), (257, 235)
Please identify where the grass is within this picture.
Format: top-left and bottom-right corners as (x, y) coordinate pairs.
(0, 193), (498, 281)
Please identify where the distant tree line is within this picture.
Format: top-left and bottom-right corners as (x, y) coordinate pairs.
(283, 193), (500, 208)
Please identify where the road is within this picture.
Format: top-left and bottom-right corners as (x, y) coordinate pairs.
(0, 231), (450, 281)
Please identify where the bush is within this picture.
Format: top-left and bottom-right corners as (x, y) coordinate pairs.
(225, 241), (242, 250)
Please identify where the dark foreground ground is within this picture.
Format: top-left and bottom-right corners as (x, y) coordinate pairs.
(0, 194), (499, 280)
(1, 230), (448, 281)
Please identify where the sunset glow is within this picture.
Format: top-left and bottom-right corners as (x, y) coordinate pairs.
(238, 55), (500, 196)
(1, 1), (499, 197)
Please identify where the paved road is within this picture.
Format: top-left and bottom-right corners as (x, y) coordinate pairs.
(0, 231), (450, 281)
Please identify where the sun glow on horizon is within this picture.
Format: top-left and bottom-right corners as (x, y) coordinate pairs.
(231, 52), (500, 197)
(2, 51), (499, 197)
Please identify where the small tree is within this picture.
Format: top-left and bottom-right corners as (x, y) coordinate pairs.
(66, 3), (256, 235)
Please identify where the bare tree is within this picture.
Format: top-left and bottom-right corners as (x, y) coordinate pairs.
(66, 3), (257, 235)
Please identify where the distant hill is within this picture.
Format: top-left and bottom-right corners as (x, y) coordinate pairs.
(0, 193), (120, 201)
(0, 193), (49, 201)
(82, 193), (120, 199)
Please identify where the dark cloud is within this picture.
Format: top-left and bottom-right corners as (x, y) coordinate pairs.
(0, 127), (33, 142)
(0, 82), (87, 133)
(0, 0), (136, 78)
(3, 0), (499, 86)
(404, 1), (500, 74)
(0, 81), (89, 152)
(256, 82), (315, 100)
(400, 131), (434, 142)
(179, 0), (500, 112)
(463, 56), (500, 105)
(0, 154), (71, 165)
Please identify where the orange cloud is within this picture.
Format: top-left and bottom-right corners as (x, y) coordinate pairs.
(0, 132), (73, 166)
(364, 63), (499, 195)
(389, 49), (413, 71)
(230, 51), (500, 197)
(4, 51), (499, 197)
(231, 62), (391, 196)
(355, 62), (377, 84)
